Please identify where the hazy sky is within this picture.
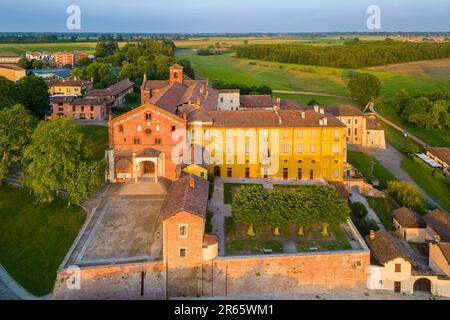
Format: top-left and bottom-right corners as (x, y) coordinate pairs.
(1, 0), (449, 33)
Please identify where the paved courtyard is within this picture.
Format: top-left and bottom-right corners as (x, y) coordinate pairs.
(64, 181), (166, 267)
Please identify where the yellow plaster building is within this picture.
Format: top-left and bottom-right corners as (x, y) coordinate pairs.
(0, 64), (25, 82)
(48, 78), (93, 96)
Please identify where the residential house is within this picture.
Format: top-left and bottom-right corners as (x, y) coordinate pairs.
(423, 209), (450, 242)
(0, 64), (26, 82)
(48, 78), (93, 96)
(53, 51), (88, 67)
(86, 79), (134, 107)
(392, 207), (427, 243)
(26, 51), (53, 62)
(49, 96), (113, 120)
(0, 52), (21, 64)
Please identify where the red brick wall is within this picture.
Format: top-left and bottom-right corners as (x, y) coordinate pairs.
(111, 105), (186, 180)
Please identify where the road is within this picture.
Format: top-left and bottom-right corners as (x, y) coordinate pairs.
(369, 103), (429, 147)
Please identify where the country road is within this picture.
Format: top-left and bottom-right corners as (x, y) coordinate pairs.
(370, 104), (429, 147)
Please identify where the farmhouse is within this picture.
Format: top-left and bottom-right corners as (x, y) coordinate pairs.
(49, 95), (114, 120)
(392, 207), (427, 243)
(425, 147), (450, 174)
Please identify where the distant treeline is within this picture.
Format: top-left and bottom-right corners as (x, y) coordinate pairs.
(197, 48), (223, 56)
(212, 80), (272, 95)
(235, 41), (450, 68)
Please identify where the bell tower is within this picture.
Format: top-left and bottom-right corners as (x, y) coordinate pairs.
(169, 64), (184, 84)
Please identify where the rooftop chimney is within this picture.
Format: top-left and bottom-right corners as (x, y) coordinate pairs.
(434, 234), (441, 243)
(369, 230), (376, 240)
(301, 111), (306, 119)
(319, 108), (324, 114)
(189, 177), (195, 189)
(319, 119), (324, 126)
(314, 105), (319, 113)
(323, 117), (328, 125)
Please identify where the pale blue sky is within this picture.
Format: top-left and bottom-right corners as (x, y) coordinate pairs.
(1, 0), (449, 33)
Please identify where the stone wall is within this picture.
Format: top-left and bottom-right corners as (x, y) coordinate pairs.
(53, 261), (166, 300)
(198, 251), (370, 297)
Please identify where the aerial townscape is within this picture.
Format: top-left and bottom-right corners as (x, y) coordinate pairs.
(0, 1), (450, 308)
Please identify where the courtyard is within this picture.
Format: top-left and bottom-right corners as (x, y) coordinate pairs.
(63, 181), (166, 267)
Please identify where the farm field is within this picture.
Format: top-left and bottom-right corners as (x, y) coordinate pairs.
(0, 42), (128, 55)
(177, 48), (450, 104)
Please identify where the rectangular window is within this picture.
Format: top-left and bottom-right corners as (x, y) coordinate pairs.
(133, 138), (140, 145)
(119, 125), (124, 133)
(283, 130), (288, 138)
(298, 168), (302, 180)
(227, 144), (233, 154)
(227, 168), (232, 178)
(297, 130), (303, 139)
(334, 130), (340, 141)
(172, 125), (176, 132)
(245, 144), (250, 154)
(81, 106), (84, 111)
(283, 144), (289, 153)
(395, 264), (401, 273)
(348, 128), (351, 136)
(90, 105), (94, 112)
(310, 169), (314, 180)
(155, 138), (161, 145)
(332, 144), (340, 154)
(310, 144), (316, 153)
(245, 168), (250, 178)
(72, 105), (75, 112)
(354, 128), (358, 136)
(355, 119), (358, 125)
(333, 168), (339, 179)
(179, 225), (188, 238)
(203, 130), (209, 139)
(347, 119), (351, 125)
(297, 144), (304, 153)
(145, 113), (151, 120)
(179, 248), (187, 258)
(220, 97), (224, 103)
(311, 130), (317, 139)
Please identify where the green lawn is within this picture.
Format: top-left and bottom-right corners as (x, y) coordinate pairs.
(273, 92), (359, 108)
(223, 183), (263, 204)
(347, 151), (397, 189)
(377, 104), (450, 147)
(226, 240), (283, 255)
(0, 42), (128, 55)
(401, 156), (450, 212)
(77, 125), (108, 161)
(366, 197), (399, 230)
(0, 185), (86, 296)
(296, 225), (352, 252)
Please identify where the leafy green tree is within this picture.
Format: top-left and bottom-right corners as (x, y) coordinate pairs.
(388, 181), (426, 213)
(0, 76), (14, 109)
(95, 41), (119, 58)
(347, 73), (381, 105)
(17, 58), (29, 69)
(265, 188), (290, 236)
(290, 188), (318, 236)
(76, 57), (93, 68)
(350, 202), (368, 219)
(392, 89), (411, 113)
(119, 61), (139, 81)
(400, 141), (420, 155)
(231, 185), (267, 236)
(314, 185), (351, 237)
(21, 118), (104, 204)
(0, 104), (36, 180)
(13, 75), (50, 117)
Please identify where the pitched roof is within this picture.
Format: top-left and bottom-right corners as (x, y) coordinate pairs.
(87, 79), (134, 97)
(51, 95), (109, 106)
(48, 78), (92, 87)
(324, 105), (365, 117)
(0, 52), (20, 58)
(204, 109), (346, 128)
(423, 210), (450, 241)
(426, 147), (450, 165)
(170, 63), (184, 70)
(392, 207), (426, 228)
(367, 119), (384, 130)
(437, 242), (450, 264)
(365, 231), (416, 266)
(149, 82), (189, 114)
(159, 174), (209, 221)
(135, 148), (162, 158)
(0, 64), (24, 71)
(240, 95), (274, 108)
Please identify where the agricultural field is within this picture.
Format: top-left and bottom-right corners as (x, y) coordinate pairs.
(0, 42), (129, 55)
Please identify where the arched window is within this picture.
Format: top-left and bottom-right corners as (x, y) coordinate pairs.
(155, 124), (160, 132)
(136, 124), (142, 132)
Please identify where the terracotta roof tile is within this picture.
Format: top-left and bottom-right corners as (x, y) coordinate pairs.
(49, 78), (92, 87)
(437, 242), (450, 264)
(87, 79), (134, 97)
(159, 174), (209, 221)
(426, 147), (450, 166)
(0, 64), (24, 71)
(423, 210), (450, 241)
(324, 105), (365, 117)
(393, 207), (426, 228)
(365, 231), (416, 266)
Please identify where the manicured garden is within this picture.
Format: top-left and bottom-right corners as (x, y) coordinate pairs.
(0, 184), (86, 296)
(223, 183), (263, 204)
(347, 151), (397, 189)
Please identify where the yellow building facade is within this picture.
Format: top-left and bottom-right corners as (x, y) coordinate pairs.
(187, 111), (347, 182)
(0, 64), (25, 82)
(48, 78), (93, 96)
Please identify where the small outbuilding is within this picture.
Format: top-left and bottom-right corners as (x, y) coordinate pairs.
(392, 207), (426, 243)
